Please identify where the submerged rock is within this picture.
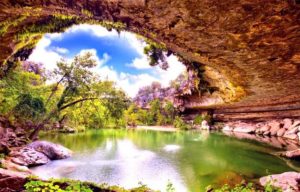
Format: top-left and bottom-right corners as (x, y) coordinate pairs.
(260, 172), (300, 192)
(28, 141), (72, 160)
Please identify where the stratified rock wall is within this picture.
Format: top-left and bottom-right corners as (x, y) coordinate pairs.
(0, 0), (299, 118)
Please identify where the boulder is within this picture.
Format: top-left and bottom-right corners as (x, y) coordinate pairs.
(1, 159), (30, 173)
(255, 122), (265, 134)
(260, 172), (300, 191)
(276, 128), (286, 137)
(28, 141), (72, 160)
(0, 141), (9, 154)
(285, 126), (299, 135)
(269, 125), (281, 136)
(268, 121), (281, 131)
(263, 131), (270, 136)
(223, 125), (233, 132)
(282, 118), (293, 129)
(260, 125), (271, 134)
(9, 147), (49, 167)
(284, 149), (300, 159)
(283, 133), (298, 140)
(233, 123), (256, 133)
(0, 168), (28, 192)
(288, 120), (300, 130)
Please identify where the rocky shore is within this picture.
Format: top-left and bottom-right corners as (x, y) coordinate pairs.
(2, 141), (72, 172)
(218, 118), (300, 158)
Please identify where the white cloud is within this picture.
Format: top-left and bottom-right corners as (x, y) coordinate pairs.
(155, 55), (186, 87)
(126, 56), (151, 69)
(27, 37), (63, 70)
(52, 47), (69, 54)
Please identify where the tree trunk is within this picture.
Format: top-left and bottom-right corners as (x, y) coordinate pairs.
(29, 123), (44, 140)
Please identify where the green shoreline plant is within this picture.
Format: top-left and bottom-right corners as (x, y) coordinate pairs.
(206, 181), (282, 192)
(24, 177), (156, 192)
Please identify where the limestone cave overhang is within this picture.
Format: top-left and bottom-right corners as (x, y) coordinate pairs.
(0, 0), (300, 120)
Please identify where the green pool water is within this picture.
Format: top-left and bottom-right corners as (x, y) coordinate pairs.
(31, 129), (300, 192)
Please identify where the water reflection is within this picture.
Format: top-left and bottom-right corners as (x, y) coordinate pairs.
(31, 130), (300, 192)
(163, 144), (181, 152)
(32, 136), (186, 191)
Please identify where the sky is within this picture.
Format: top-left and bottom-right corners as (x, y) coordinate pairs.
(28, 24), (186, 97)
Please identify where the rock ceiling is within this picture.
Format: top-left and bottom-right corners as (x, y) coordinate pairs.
(0, 0), (299, 115)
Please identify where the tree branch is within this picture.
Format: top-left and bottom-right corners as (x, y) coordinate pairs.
(59, 97), (98, 111)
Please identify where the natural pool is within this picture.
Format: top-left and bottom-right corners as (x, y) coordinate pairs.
(31, 129), (300, 192)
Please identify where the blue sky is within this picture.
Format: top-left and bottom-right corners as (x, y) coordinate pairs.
(28, 24), (186, 97)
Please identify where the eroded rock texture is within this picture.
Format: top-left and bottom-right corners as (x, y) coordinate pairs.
(0, 0), (299, 119)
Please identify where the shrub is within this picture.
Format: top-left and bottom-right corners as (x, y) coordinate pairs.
(207, 181), (282, 192)
(194, 114), (212, 125)
(173, 116), (191, 130)
(24, 180), (92, 192)
(13, 93), (46, 123)
(194, 115), (204, 125)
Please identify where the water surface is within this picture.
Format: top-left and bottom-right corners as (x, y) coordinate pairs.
(31, 129), (300, 192)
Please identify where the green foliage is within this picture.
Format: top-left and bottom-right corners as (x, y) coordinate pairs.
(149, 99), (161, 124)
(208, 181), (282, 192)
(25, 178), (154, 192)
(13, 94), (46, 123)
(25, 180), (63, 192)
(16, 15), (77, 42)
(24, 179), (92, 192)
(164, 101), (176, 124)
(173, 116), (190, 130)
(194, 115), (204, 125)
(166, 181), (176, 192)
(0, 62), (45, 115)
(0, 15), (28, 36)
(85, 20), (126, 33)
(53, 13), (78, 20)
(124, 104), (139, 126)
(143, 38), (168, 69)
(125, 99), (178, 127)
(39, 52), (129, 132)
(1, 52), (129, 137)
(81, 9), (93, 18)
(194, 114), (211, 125)
(0, 153), (5, 168)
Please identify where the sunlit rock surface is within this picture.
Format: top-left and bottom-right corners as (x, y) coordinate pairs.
(0, 0), (299, 119)
(260, 172), (300, 192)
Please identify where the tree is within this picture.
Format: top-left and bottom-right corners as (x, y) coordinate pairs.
(13, 94), (46, 124)
(149, 99), (162, 125)
(29, 52), (128, 139)
(164, 101), (176, 124)
(124, 104), (139, 127)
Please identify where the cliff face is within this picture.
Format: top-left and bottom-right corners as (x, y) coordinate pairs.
(0, 0), (300, 119)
